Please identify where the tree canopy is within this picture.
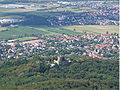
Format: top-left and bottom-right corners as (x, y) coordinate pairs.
(0, 55), (118, 89)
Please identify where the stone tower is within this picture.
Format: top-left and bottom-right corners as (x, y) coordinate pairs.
(57, 55), (61, 62)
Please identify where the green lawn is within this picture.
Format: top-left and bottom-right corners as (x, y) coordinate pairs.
(17, 37), (34, 41)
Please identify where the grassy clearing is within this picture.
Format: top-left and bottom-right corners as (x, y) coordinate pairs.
(16, 37), (34, 41)
(62, 25), (119, 34)
(0, 27), (7, 31)
(0, 7), (36, 13)
(3, 9), (36, 13)
(0, 26), (81, 41)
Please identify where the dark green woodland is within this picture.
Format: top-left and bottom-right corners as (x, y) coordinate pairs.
(0, 55), (118, 89)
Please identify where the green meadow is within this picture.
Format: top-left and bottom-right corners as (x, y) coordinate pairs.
(16, 37), (34, 41)
(62, 25), (119, 34)
(0, 26), (80, 41)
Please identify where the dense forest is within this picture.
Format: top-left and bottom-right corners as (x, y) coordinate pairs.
(0, 55), (118, 89)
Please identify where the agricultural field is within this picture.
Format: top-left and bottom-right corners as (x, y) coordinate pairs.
(0, 1), (119, 40)
(0, 26), (48, 40)
(0, 26), (7, 31)
(0, 7), (36, 13)
(16, 37), (38, 41)
(0, 25), (118, 41)
(45, 6), (96, 13)
(62, 25), (119, 34)
(0, 26), (80, 41)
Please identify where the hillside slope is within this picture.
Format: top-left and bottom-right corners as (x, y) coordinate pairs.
(0, 55), (118, 89)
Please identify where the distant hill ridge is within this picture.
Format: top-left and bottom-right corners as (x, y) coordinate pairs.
(0, 0), (119, 3)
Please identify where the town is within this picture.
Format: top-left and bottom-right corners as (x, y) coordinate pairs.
(47, 1), (119, 26)
(0, 1), (119, 26)
(0, 33), (119, 60)
(0, 0), (119, 89)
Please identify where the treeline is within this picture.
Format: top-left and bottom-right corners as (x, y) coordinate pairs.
(0, 55), (119, 89)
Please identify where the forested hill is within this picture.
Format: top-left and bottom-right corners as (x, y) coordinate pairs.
(0, 55), (118, 89)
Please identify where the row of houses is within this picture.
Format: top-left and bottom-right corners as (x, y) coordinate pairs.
(47, 1), (119, 26)
(0, 19), (23, 24)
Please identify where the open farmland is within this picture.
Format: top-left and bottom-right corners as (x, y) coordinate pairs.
(0, 7), (36, 13)
(0, 26), (49, 40)
(1, 8), (35, 13)
(0, 27), (6, 31)
(0, 25), (118, 41)
(0, 26), (80, 41)
(62, 25), (119, 34)
(45, 6), (96, 13)
(0, 1), (119, 40)
(34, 27), (81, 34)
(16, 37), (38, 41)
